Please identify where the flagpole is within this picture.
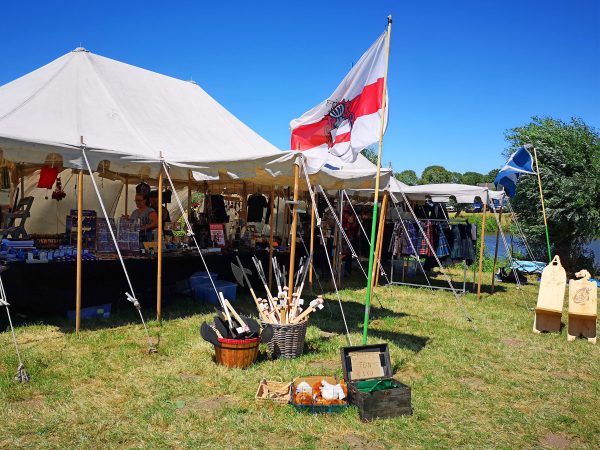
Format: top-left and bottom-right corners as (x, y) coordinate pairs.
(533, 147), (552, 262)
(363, 16), (392, 345)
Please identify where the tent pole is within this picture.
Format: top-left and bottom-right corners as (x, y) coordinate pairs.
(533, 147), (552, 262)
(476, 193), (488, 300)
(286, 160), (301, 322)
(332, 199), (339, 289)
(124, 175), (129, 217)
(268, 185), (275, 290)
(363, 16), (392, 345)
(241, 182), (247, 224)
(490, 206), (503, 294)
(371, 191), (387, 290)
(156, 168), (163, 322)
(337, 190), (343, 287)
(309, 191), (316, 292)
(75, 138), (85, 333)
(373, 190), (389, 289)
(187, 170), (192, 218)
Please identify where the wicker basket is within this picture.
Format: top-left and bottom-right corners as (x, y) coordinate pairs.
(255, 377), (291, 405)
(261, 319), (309, 359)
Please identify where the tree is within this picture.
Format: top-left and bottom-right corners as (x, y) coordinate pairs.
(505, 117), (600, 273)
(460, 171), (485, 186)
(420, 165), (452, 184)
(450, 172), (462, 183)
(395, 170), (418, 186)
(361, 146), (378, 165)
(484, 168), (499, 183)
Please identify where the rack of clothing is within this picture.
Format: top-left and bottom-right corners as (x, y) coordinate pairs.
(388, 217), (477, 293)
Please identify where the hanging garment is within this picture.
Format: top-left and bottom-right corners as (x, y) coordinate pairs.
(401, 221), (419, 256)
(450, 224), (463, 259)
(209, 195), (228, 223)
(247, 193), (268, 222)
(418, 221), (434, 257)
(436, 224), (450, 257)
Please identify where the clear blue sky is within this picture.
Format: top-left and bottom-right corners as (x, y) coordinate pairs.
(1, 1), (598, 176)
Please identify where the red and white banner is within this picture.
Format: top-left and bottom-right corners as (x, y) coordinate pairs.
(290, 31), (388, 163)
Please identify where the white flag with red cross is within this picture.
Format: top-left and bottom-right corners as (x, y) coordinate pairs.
(290, 31), (388, 163)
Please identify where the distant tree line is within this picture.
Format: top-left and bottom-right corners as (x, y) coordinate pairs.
(359, 148), (498, 186)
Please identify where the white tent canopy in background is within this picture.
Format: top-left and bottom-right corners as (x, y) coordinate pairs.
(396, 182), (505, 203)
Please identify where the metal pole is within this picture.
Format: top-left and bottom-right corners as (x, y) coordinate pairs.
(309, 191), (316, 291)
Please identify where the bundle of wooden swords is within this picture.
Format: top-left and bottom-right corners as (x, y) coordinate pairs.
(200, 291), (274, 343)
(248, 254), (324, 324)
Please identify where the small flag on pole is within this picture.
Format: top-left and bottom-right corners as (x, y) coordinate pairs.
(290, 31), (388, 163)
(494, 145), (536, 197)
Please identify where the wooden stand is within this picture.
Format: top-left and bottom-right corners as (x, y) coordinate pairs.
(567, 271), (597, 343)
(533, 255), (566, 333)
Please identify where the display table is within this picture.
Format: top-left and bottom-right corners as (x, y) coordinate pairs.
(2, 248), (304, 315)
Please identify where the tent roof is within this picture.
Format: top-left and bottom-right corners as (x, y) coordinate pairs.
(0, 47), (295, 181)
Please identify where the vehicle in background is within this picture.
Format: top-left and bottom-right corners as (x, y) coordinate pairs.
(465, 202), (483, 213)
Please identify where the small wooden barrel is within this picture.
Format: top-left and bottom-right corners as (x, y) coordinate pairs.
(214, 337), (260, 369)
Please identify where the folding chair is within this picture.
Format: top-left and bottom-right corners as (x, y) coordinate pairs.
(0, 196), (34, 240)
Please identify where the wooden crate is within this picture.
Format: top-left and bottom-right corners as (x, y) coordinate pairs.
(341, 343), (412, 421)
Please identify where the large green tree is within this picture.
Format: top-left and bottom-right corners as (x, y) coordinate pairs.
(395, 170), (418, 186)
(505, 117), (600, 272)
(420, 165), (452, 184)
(460, 171), (485, 186)
(484, 168), (499, 183)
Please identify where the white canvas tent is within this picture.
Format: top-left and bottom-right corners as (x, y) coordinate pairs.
(0, 47), (388, 190)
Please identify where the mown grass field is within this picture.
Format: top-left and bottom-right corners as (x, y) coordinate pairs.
(0, 270), (598, 449)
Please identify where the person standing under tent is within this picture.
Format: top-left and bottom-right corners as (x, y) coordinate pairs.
(130, 193), (159, 243)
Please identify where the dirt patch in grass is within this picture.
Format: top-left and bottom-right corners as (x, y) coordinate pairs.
(319, 330), (338, 339)
(396, 365), (423, 382)
(10, 394), (45, 410)
(179, 372), (201, 381)
(307, 359), (339, 371)
(326, 433), (384, 449)
(176, 395), (238, 414)
(502, 338), (525, 347)
(539, 432), (574, 449)
(459, 377), (486, 391)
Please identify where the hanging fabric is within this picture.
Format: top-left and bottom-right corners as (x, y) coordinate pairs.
(37, 166), (59, 189)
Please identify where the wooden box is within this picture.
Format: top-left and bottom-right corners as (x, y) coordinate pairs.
(341, 344), (412, 421)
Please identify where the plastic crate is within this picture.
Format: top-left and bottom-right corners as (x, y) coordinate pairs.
(196, 280), (237, 304)
(189, 271), (218, 289)
(67, 303), (111, 320)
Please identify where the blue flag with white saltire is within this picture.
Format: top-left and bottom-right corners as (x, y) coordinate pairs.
(494, 145), (536, 197)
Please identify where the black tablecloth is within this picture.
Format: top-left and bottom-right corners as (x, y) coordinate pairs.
(2, 248), (306, 314)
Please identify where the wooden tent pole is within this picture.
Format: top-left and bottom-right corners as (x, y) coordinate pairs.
(268, 185), (275, 290)
(374, 190), (389, 288)
(490, 206), (503, 294)
(156, 169), (164, 321)
(308, 191), (316, 291)
(337, 190), (343, 287)
(124, 175), (129, 217)
(286, 161), (301, 321)
(241, 182), (247, 224)
(476, 193), (488, 300)
(187, 170), (192, 218)
(75, 137), (85, 332)
(533, 147), (552, 261)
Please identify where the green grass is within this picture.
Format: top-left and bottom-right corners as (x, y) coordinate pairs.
(0, 272), (598, 449)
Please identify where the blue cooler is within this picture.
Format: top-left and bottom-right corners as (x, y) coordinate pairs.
(68, 303), (112, 320)
(189, 272), (218, 300)
(198, 280), (237, 305)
